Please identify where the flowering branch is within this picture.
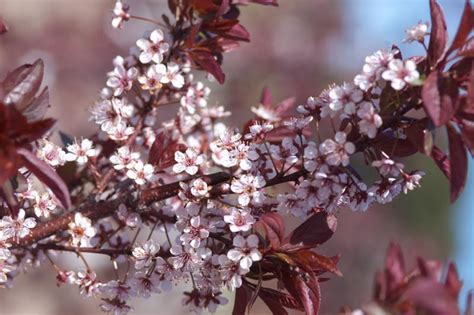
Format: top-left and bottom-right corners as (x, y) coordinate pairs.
(0, 0), (472, 314)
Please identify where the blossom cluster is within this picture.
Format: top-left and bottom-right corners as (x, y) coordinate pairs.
(0, 0), (469, 314)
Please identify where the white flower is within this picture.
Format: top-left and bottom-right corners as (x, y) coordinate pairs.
(0, 209), (36, 240)
(328, 82), (363, 116)
(136, 29), (169, 64)
(117, 203), (142, 228)
(223, 208), (255, 232)
(401, 171), (425, 193)
(0, 260), (15, 283)
(218, 255), (247, 290)
(65, 138), (97, 165)
(33, 192), (57, 218)
(230, 174), (266, 206)
(244, 121), (273, 140)
(111, 1), (130, 29)
(320, 132), (355, 166)
(137, 64), (166, 91)
(303, 141), (320, 172)
(283, 116), (313, 131)
(91, 97), (134, 132)
(172, 148), (205, 175)
(68, 213), (96, 247)
(110, 146), (141, 170)
(161, 62), (185, 89)
(180, 216), (209, 248)
(126, 161), (154, 185)
(107, 120), (135, 141)
(404, 21), (430, 43)
(190, 178), (209, 197)
(357, 102), (383, 138)
(130, 272), (161, 298)
(106, 57), (138, 96)
(132, 239), (159, 270)
(372, 158), (404, 177)
(0, 241), (11, 260)
(180, 81), (211, 113)
(227, 234), (262, 270)
(382, 59), (419, 90)
(354, 48), (397, 91)
(36, 139), (66, 167)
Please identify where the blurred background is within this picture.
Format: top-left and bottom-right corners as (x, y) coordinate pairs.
(0, 0), (470, 314)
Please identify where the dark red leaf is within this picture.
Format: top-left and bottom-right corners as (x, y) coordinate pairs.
(374, 134), (419, 157)
(459, 117), (474, 156)
(403, 279), (460, 315)
(2, 59), (45, 111)
(384, 242), (406, 293)
(281, 212), (336, 251)
(274, 97), (296, 116)
(225, 23), (250, 42)
(422, 71), (459, 127)
(258, 212), (285, 249)
(281, 272), (320, 315)
(17, 148), (71, 209)
(258, 287), (302, 311)
(445, 262), (462, 299)
(427, 0), (448, 68)
(22, 87), (50, 122)
(431, 145), (451, 179)
(0, 146), (21, 186)
(446, 123), (468, 202)
(447, 1), (474, 55)
(0, 18), (8, 34)
(260, 86), (273, 107)
(232, 285), (251, 315)
(291, 250), (342, 276)
(189, 50), (225, 84)
(458, 37), (474, 57)
(149, 130), (186, 170)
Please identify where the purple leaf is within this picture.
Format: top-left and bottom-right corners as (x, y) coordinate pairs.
(2, 59), (45, 111)
(446, 123), (468, 202)
(17, 148), (71, 209)
(427, 0), (448, 67)
(0, 18), (8, 35)
(403, 279), (460, 315)
(281, 211), (336, 251)
(446, 1), (473, 55)
(259, 212), (285, 249)
(189, 50), (225, 84)
(422, 70), (459, 127)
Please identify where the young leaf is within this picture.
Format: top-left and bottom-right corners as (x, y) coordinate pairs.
(403, 279), (460, 315)
(2, 59), (44, 110)
(232, 285), (251, 315)
(17, 148), (71, 209)
(258, 287), (303, 311)
(281, 272), (321, 315)
(431, 145), (451, 179)
(384, 242), (406, 292)
(445, 262), (462, 299)
(446, 123), (468, 202)
(446, 1), (474, 55)
(0, 18), (8, 35)
(258, 212), (285, 249)
(427, 0), (448, 67)
(281, 211), (336, 251)
(189, 50), (225, 84)
(422, 71), (459, 127)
